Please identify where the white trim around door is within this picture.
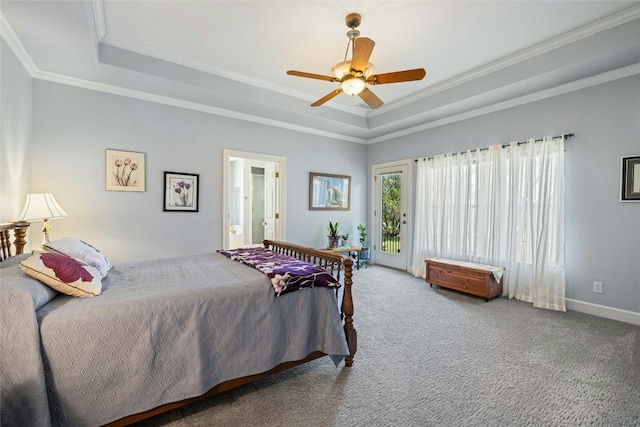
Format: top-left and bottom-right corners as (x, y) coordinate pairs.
(222, 149), (286, 248)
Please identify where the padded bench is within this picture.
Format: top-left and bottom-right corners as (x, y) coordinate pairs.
(425, 258), (504, 302)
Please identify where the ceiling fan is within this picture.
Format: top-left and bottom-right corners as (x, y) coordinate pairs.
(287, 13), (426, 109)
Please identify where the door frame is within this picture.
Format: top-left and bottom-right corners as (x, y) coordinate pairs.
(371, 159), (412, 272)
(222, 149), (286, 248)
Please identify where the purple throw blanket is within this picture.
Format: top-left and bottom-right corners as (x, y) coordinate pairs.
(218, 247), (340, 296)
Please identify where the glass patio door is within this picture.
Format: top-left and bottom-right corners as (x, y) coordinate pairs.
(373, 161), (410, 270)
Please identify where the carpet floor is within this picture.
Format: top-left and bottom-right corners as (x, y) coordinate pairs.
(133, 265), (640, 427)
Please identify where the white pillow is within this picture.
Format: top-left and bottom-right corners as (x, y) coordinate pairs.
(44, 238), (112, 278)
(21, 251), (102, 297)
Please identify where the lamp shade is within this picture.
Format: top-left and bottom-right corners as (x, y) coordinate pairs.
(18, 193), (68, 221)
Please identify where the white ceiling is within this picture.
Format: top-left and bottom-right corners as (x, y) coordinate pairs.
(2, 1), (640, 143)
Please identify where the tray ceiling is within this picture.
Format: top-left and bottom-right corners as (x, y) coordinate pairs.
(2, 1), (639, 143)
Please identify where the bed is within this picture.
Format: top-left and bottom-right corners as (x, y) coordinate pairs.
(0, 222), (356, 426)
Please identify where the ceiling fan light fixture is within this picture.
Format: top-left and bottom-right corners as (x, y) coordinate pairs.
(332, 61), (375, 80)
(331, 60), (351, 80)
(341, 75), (366, 96)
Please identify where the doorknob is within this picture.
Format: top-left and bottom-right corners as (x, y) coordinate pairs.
(402, 220), (407, 224)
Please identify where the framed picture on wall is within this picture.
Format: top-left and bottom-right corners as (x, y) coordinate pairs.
(105, 149), (145, 191)
(309, 172), (351, 211)
(621, 155), (640, 202)
(164, 172), (199, 212)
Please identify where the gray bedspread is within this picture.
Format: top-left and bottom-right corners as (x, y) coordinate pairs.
(1, 252), (349, 426)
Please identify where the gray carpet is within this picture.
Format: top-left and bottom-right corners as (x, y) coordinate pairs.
(133, 266), (640, 427)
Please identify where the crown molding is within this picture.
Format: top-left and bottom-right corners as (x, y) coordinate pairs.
(1, 7), (367, 144)
(91, 0), (107, 42)
(4, 5), (639, 145)
(31, 69), (367, 144)
(88, 1), (366, 118)
(27, 61), (640, 146)
(90, 3), (640, 120)
(0, 12), (37, 75)
(100, 34), (368, 118)
(367, 63), (640, 144)
(372, 4), (640, 117)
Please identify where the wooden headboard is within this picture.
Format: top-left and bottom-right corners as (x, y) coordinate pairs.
(0, 221), (30, 261)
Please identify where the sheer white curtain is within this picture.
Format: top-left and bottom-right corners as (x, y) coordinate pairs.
(412, 137), (565, 311)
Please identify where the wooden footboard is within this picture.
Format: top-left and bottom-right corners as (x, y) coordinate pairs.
(263, 240), (357, 367)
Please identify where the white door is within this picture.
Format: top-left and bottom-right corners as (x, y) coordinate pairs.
(263, 163), (276, 240)
(250, 169), (265, 244)
(373, 161), (411, 270)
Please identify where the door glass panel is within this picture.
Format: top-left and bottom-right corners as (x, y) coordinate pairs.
(380, 172), (401, 254)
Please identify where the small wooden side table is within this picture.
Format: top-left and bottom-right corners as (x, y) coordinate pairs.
(322, 246), (362, 269)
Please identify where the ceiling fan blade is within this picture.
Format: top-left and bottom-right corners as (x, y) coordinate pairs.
(311, 88), (343, 107)
(358, 87), (383, 109)
(287, 70), (338, 82)
(350, 37), (375, 72)
(367, 68), (426, 85)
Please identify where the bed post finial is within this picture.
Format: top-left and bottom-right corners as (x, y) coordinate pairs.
(13, 221), (30, 255)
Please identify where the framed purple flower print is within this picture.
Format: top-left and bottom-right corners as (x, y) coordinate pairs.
(106, 149), (145, 192)
(164, 172), (199, 212)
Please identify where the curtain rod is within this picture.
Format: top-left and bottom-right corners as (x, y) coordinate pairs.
(415, 133), (574, 162)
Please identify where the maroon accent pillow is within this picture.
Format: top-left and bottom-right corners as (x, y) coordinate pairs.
(20, 251), (102, 297)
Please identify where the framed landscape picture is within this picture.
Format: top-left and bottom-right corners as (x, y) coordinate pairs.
(309, 172), (351, 211)
(105, 149), (145, 192)
(164, 172), (199, 212)
(621, 155), (640, 202)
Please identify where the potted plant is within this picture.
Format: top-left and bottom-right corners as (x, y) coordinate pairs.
(327, 221), (341, 248)
(357, 223), (370, 263)
(341, 233), (350, 247)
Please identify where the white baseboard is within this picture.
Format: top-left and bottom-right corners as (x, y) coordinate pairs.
(565, 298), (640, 326)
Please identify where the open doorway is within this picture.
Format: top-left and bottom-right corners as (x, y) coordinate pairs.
(222, 150), (285, 248)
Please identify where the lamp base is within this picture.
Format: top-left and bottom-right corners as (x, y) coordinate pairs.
(42, 219), (52, 245)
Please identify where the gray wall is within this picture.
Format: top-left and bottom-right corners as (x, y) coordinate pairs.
(0, 39), (32, 223)
(368, 75), (640, 313)
(27, 80), (367, 263)
(2, 43), (637, 315)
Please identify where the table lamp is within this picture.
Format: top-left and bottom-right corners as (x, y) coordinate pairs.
(18, 193), (68, 244)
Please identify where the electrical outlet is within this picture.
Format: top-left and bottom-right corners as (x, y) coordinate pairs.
(593, 281), (603, 293)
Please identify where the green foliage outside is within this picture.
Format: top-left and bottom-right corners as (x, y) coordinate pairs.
(381, 174), (401, 236)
